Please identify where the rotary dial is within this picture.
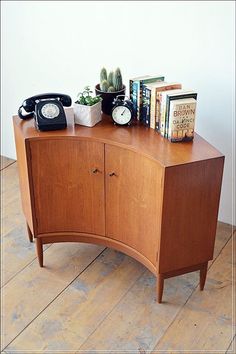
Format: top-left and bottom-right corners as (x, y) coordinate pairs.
(41, 103), (60, 119)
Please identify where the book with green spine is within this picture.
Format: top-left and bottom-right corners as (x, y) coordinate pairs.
(129, 75), (164, 120)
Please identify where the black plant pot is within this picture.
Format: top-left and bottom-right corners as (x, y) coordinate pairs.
(95, 84), (126, 115)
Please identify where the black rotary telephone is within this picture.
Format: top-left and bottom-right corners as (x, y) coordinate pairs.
(18, 93), (72, 131)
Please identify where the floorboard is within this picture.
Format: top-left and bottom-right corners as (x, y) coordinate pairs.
(1, 162), (24, 237)
(226, 334), (235, 353)
(1, 162), (51, 286)
(1, 243), (104, 350)
(0, 156), (15, 170)
(4, 249), (145, 352)
(153, 235), (235, 353)
(1, 224), (50, 287)
(76, 228), (234, 353)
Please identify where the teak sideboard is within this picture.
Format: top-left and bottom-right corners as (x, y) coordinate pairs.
(13, 109), (224, 303)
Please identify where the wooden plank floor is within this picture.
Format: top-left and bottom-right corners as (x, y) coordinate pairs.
(0, 156), (15, 170)
(1, 156), (235, 353)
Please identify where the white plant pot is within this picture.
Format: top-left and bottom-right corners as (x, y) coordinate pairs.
(74, 101), (102, 127)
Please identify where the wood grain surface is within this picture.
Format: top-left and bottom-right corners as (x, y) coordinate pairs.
(5, 249), (145, 352)
(1, 160), (234, 352)
(28, 139), (105, 235)
(1, 162), (51, 287)
(153, 234), (235, 352)
(1, 162), (23, 236)
(105, 144), (163, 265)
(37, 232), (157, 274)
(1, 242), (104, 349)
(77, 228), (235, 353)
(159, 157), (224, 273)
(13, 121), (34, 232)
(13, 109), (223, 168)
(0, 156), (15, 170)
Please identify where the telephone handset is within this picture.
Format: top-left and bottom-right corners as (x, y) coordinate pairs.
(18, 93), (72, 131)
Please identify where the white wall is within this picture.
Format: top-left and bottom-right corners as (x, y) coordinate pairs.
(1, 1), (235, 225)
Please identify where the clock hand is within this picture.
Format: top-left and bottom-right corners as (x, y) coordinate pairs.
(121, 109), (125, 115)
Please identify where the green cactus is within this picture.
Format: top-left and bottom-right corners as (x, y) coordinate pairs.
(108, 71), (114, 86)
(107, 86), (115, 92)
(100, 67), (107, 84)
(114, 67), (121, 78)
(99, 67), (123, 92)
(113, 67), (123, 91)
(100, 80), (109, 92)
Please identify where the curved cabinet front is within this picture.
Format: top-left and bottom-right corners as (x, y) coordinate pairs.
(28, 138), (163, 267)
(105, 144), (163, 266)
(29, 138), (105, 236)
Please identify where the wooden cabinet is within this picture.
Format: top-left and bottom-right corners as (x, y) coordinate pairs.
(13, 110), (224, 303)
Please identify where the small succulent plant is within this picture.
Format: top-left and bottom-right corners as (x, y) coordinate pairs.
(99, 67), (123, 92)
(75, 86), (102, 106)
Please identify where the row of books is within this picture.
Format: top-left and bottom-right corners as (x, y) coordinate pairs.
(129, 75), (197, 142)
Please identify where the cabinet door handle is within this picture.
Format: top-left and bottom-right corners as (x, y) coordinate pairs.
(92, 168), (99, 174)
(109, 172), (117, 177)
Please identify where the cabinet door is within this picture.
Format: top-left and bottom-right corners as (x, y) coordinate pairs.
(29, 139), (105, 235)
(105, 144), (163, 265)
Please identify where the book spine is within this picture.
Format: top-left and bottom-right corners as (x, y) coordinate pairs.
(139, 78), (163, 121)
(129, 80), (134, 101)
(137, 81), (143, 121)
(133, 76), (165, 121)
(155, 93), (162, 131)
(159, 93), (167, 136)
(145, 87), (151, 126)
(164, 96), (170, 138)
(141, 86), (151, 126)
(132, 81), (139, 119)
(150, 88), (156, 129)
(140, 86), (147, 124)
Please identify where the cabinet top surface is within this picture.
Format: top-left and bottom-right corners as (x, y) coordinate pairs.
(13, 108), (223, 167)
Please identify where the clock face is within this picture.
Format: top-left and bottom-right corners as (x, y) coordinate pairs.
(41, 103), (60, 119)
(112, 105), (132, 125)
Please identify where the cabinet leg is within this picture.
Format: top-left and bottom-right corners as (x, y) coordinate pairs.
(157, 274), (164, 303)
(26, 223), (33, 242)
(36, 238), (43, 267)
(200, 262), (208, 290)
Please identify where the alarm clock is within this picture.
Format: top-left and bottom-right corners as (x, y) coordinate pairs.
(111, 95), (134, 126)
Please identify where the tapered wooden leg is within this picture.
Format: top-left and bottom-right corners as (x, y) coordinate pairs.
(157, 274), (164, 303)
(36, 238), (43, 267)
(200, 262), (208, 290)
(26, 223), (33, 242)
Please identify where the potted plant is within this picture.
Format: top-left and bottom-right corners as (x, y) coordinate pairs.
(74, 86), (102, 127)
(95, 67), (125, 115)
